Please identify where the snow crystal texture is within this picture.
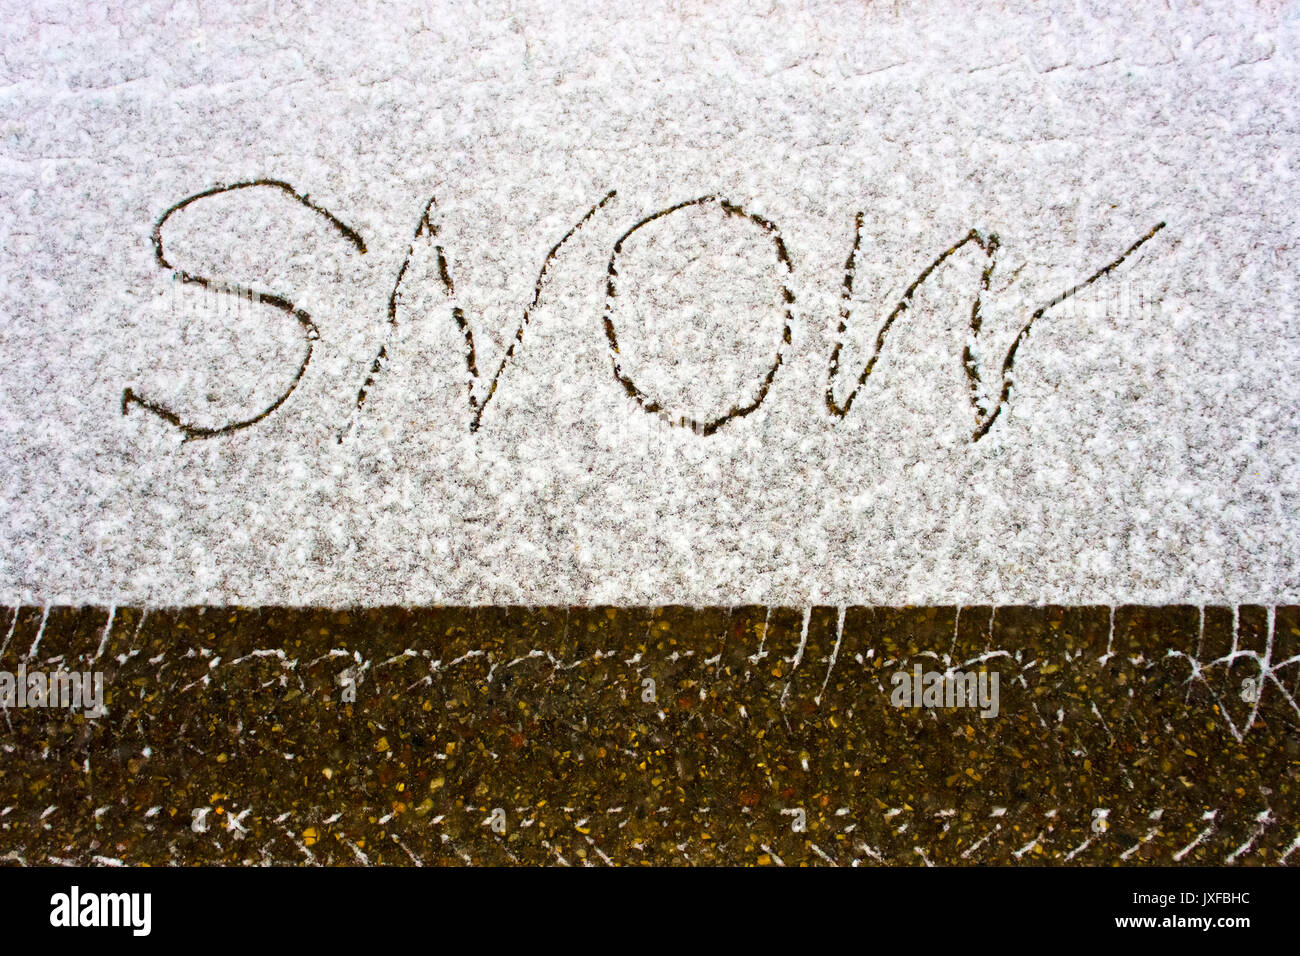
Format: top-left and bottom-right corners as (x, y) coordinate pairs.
(0, 0), (1297, 606)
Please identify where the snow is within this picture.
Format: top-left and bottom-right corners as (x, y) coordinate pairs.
(0, 0), (1297, 606)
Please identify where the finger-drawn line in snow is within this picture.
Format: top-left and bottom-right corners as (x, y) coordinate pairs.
(826, 215), (1166, 441)
(121, 179), (367, 441)
(121, 181), (1165, 443)
(339, 189), (619, 443)
(604, 195), (796, 436)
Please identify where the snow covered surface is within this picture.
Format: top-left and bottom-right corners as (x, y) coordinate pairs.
(1, 0), (1297, 606)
